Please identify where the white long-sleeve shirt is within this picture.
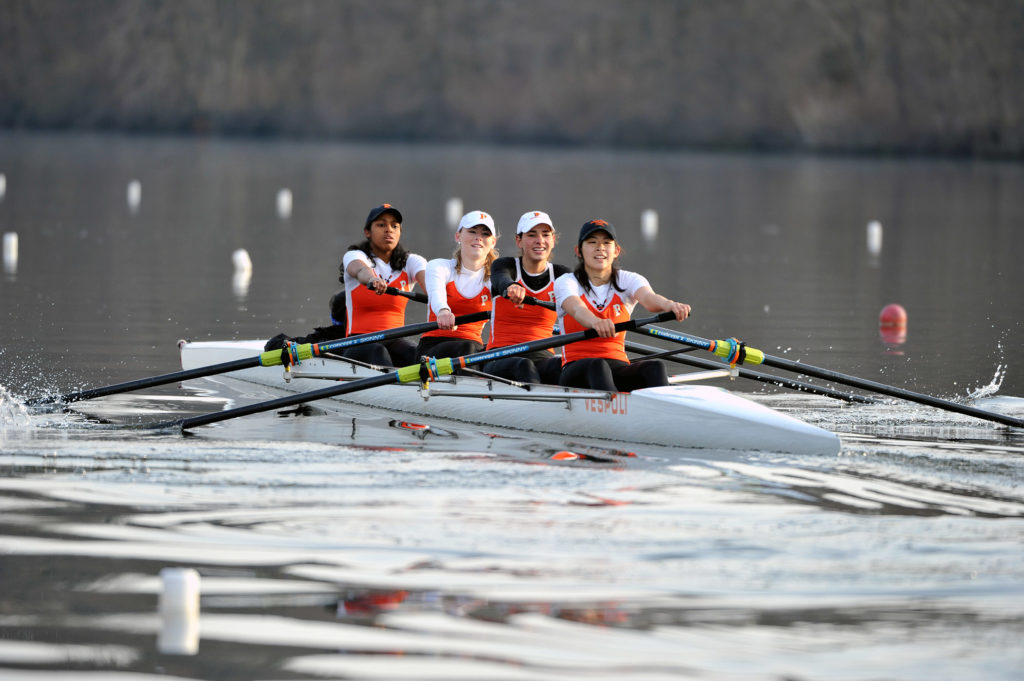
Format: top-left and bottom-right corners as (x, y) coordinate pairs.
(423, 258), (490, 316)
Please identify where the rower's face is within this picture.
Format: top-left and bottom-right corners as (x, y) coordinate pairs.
(456, 225), (496, 253)
(365, 213), (402, 252)
(516, 225), (555, 265)
(577, 231), (619, 268)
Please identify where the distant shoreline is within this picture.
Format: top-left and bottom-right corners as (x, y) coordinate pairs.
(3, 0), (1021, 159)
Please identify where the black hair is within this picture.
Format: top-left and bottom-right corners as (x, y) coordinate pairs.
(339, 241), (411, 282)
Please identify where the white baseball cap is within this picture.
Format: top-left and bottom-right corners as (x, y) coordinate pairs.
(516, 211), (553, 235)
(457, 210), (497, 235)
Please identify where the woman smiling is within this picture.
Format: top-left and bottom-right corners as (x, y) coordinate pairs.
(554, 219), (691, 392)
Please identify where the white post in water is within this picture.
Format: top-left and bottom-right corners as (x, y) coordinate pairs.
(232, 248), (253, 298)
(0, 173), (6, 200)
(3, 232), (17, 275)
(446, 197), (463, 230)
(641, 209), (659, 243)
(158, 567), (200, 655)
(126, 180), (141, 213)
(276, 188), (293, 219)
(866, 220), (883, 256)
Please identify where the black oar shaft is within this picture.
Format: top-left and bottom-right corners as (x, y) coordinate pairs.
(27, 357), (261, 406)
(640, 326), (1023, 428)
(625, 340), (877, 404)
(29, 312), (489, 407)
(760, 352), (1024, 427)
(381, 286), (429, 303)
(169, 372), (399, 430)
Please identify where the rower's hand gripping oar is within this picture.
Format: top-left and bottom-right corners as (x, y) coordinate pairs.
(149, 312), (676, 431)
(637, 325), (1024, 428)
(27, 311), (490, 407)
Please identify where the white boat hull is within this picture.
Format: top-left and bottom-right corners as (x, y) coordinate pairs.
(179, 340), (841, 456)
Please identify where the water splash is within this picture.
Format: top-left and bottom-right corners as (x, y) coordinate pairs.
(968, 365), (1006, 401)
(0, 383), (32, 430)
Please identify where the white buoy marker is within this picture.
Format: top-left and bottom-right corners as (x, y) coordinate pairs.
(867, 220), (883, 256)
(127, 180), (141, 212)
(158, 567), (200, 655)
(3, 232), (17, 275)
(232, 248), (253, 273)
(232, 248), (252, 298)
(446, 197), (463, 230)
(641, 209), (659, 242)
(276, 188), (293, 219)
(0, 173), (6, 200)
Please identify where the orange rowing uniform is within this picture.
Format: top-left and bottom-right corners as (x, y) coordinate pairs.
(560, 291), (632, 364)
(347, 270), (413, 336)
(488, 262), (557, 350)
(421, 281), (490, 343)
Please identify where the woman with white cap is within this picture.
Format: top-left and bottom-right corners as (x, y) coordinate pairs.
(554, 218), (691, 392)
(481, 210), (570, 384)
(415, 210), (499, 360)
(336, 203), (428, 366)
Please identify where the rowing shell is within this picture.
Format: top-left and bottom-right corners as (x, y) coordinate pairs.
(178, 340), (841, 456)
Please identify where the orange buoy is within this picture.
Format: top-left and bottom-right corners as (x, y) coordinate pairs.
(551, 451), (581, 461)
(879, 303), (907, 345)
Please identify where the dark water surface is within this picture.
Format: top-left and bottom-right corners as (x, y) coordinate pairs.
(1, 132), (1022, 680)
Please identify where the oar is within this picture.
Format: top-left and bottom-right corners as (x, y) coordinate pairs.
(518, 295), (556, 311)
(149, 312), (676, 431)
(27, 312), (490, 407)
(377, 285), (428, 304)
(625, 340), (878, 404)
(377, 284), (556, 310)
(636, 326), (1024, 428)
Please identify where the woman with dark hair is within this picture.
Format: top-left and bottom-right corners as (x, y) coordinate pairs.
(416, 210), (499, 361)
(338, 203), (427, 366)
(554, 219), (691, 392)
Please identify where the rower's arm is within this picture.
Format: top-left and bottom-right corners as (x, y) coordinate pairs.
(489, 257), (517, 298)
(562, 295), (616, 338)
(635, 286), (691, 322)
(347, 259), (387, 293)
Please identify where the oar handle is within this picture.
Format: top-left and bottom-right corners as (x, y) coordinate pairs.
(519, 295), (556, 311)
(373, 284), (429, 304)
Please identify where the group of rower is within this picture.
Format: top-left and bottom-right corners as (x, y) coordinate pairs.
(286, 203), (691, 392)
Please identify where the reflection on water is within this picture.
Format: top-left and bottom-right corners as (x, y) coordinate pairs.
(1, 133), (1023, 679)
(1, 385), (1023, 679)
